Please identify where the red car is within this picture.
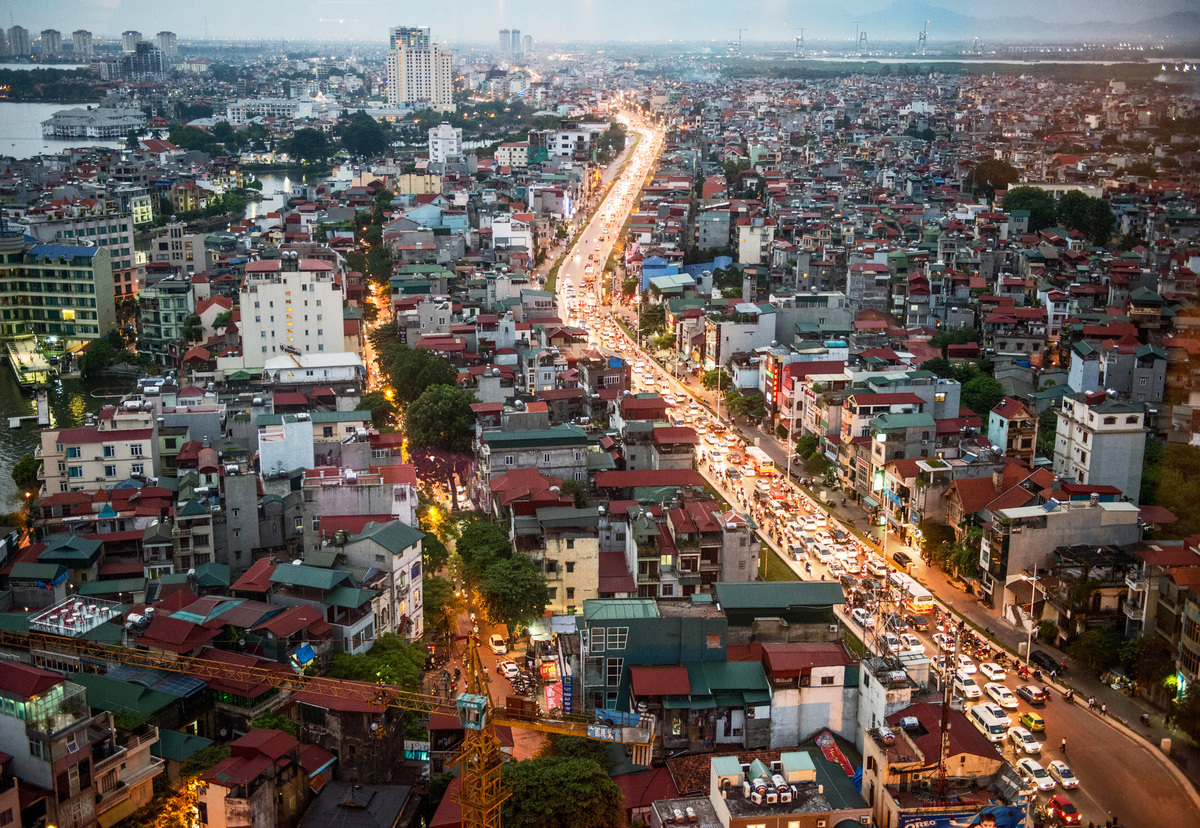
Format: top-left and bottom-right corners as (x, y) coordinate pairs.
(1046, 794), (1081, 825)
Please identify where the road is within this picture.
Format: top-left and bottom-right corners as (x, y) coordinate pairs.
(583, 268), (1199, 828)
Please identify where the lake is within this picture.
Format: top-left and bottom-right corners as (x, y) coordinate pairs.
(0, 101), (123, 160)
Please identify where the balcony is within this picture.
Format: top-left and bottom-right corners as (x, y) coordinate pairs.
(1124, 599), (1145, 620)
(1126, 572), (1149, 592)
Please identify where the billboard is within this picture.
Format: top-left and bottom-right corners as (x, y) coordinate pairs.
(898, 805), (1026, 828)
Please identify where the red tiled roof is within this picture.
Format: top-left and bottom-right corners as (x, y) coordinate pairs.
(652, 426), (699, 446)
(0, 663), (64, 699)
(598, 550), (636, 594)
(761, 642), (854, 678)
(593, 470), (705, 489)
(887, 702), (998, 761)
(231, 558), (276, 593)
(629, 665), (691, 697)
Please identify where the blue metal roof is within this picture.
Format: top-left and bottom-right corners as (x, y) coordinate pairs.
(28, 244), (99, 259)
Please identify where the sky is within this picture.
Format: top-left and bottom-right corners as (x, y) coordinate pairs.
(4, 0), (1195, 45)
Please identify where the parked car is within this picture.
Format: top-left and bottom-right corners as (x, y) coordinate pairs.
(1016, 684), (1047, 705)
(1019, 710), (1046, 732)
(488, 634), (507, 655)
(1046, 794), (1081, 825)
(1047, 760), (1079, 789)
(1030, 650), (1062, 674)
(891, 550), (912, 568)
(1017, 758), (1056, 792)
(496, 660), (519, 679)
(1008, 726), (1042, 754)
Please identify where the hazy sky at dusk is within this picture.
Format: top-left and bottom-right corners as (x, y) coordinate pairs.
(5, 0), (1195, 44)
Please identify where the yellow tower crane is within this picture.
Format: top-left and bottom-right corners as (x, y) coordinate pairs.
(0, 627), (656, 828)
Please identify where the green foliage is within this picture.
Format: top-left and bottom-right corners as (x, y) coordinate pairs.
(422, 575), (458, 629)
(805, 453), (832, 477)
(422, 532), (450, 573)
(621, 277), (639, 299)
(338, 110), (393, 158)
(722, 158), (750, 186)
(376, 344), (459, 409)
(1055, 190), (1116, 246)
(960, 376), (1004, 419)
(539, 733), (615, 773)
(1039, 620), (1058, 645)
(0, 68), (102, 101)
(560, 479), (588, 508)
(965, 159), (1019, 199)
(479, 555), (550, 631)
(653, 332), (677, 350)
(929, 327), (981, 355)
(701, 368), (731, 391)
(1002, 187), (1058, 233)
(12, 454), (41, 496)
(639, 303), (665, 335)
(501, 757), (627, 828)
(113, 711), (148, 732)
(456, 520), (513, 582)
(1121, 634), (1176, 687)
(180, 314), (203, 343)
(1141, 443), (1200, 538)
(250, 712), (298, 738)
(1169, 684), (1200, 741)
(917, 520), (956, 566)
(286, 128), (333, 163)
(78, 336), (153, 377)
(405, 385), (477, 455)
(594, 121), (627, 165)
(794, 434), (819, 460)
(182, 744), (231, 776)
(324, 633), (427, 689)
(213, 310), (233, 329)
(1067, 627), (1125, 673)
(918, 358), (954, 379)
(1037, 409), (1059, 460)
(356, 390), (398, 431)
(724, 387), (765, 420)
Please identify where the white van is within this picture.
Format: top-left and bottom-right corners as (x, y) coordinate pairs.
(968, 703), (1008, 743)
(954, 669), (982, 699)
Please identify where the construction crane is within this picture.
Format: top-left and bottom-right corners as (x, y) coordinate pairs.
(0, 627), (656, 828)
(918, 20), (928, 56)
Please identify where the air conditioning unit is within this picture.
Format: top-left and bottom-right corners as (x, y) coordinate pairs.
(829, 624), (839, 632)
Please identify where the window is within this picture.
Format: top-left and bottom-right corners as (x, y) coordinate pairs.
(607, 627), (628, 650)
(130, 444), (144, 457)
(132, 463), (144, 475)
(566, 587), (575, 599)
(565, 538), (575, 550)
(66, 446), (81, 459)
(104, 464), (117, 477)
(547, 587), (557, 600)
(103, 445), (116, 458)
(591, 627), (605, 652)
(821, 675), (835, 685)
(68, 466), (82, 479)
(504, 455), (514, 466)
(543, 452), (551, 463)
(566, 561), (575, 573)
(606, 657), (623, 686)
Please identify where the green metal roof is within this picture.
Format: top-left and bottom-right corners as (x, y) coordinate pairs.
(38, 535), (103, 566)
(153, 729), (214, 763)
(269, 564), (353, 590)
(481, 423), (588, 447)
(325, 585), (377, 609)
(70, 672), (177, 717)
(535, 506), (600, 528)
(311, 410), (371, 423)
(713, 581), (845, 610)
(0, 613), (30, 632)
(583, 598), (660, 622)
(304, 548), (339, 568)
(78, 578), (146, 596)
(194, 563), (230, 588)
(351, 519), (425, 553)
(872, 412), (936, 431)
(11, 562), (65, 581)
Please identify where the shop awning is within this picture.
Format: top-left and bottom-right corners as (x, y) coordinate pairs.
(862, 495), (879, 508)
(662, 695), (716, 710)
(98, 797), (140, 828)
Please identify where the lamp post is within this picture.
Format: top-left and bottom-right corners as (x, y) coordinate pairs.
(1021, 565), (1046, 667)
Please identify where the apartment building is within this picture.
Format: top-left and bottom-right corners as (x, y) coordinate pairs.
(428, 122), (463, 164)
(0, 237), (116, 342)
(38, 404), (159, 495)
(149, 222), (212, 275)
(988, 397), (1039, 464)
(386, 35), (454, 111)
(238, 253), (344, 369)
(25, 213), (138, 297)
(137, 275), (195, 368)
(1052, 391), (1147, 501)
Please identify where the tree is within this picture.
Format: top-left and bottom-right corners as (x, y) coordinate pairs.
(806, 453), (832, 477)
(286, 128), (332, 163)
(12, 454), (41, 497)
(929, 327), (980, 355)
(1056, 190), (1115, 246)
(1121, 634), (1175, 688)
(180, 314), (203, 343)
(339, 110), (392, 158)
(919, 357), (955, 379)
(422, 532), (450, 573)
(356, 390), (398, 431)
(1067, 627), (1125, 673)
(539, 733), (615, 773)
(1002, 187), (1057, 233)
(560, 479), (588, 508)
(250, 712), (298, 738)
(1036, 408), (1058, 460)
(960, 376), (1003, 419)
(501, 757), (626, 828)
(325, 633), (427, 689)
(701, 368), (731, 391)
(1170, 684), (1200, 742)
(965, 159), (1019, 200)
(795, 434), (819, 460)
(78, 338), (120, 378)
(478, 555), (550, 632)
(456, 520), (513, 581)
(377, 344), (459, 409)
(405, 385), (477, 455)
(423, 575), (458, 629)
(916, 519), (956, 567)
(1143, 443), (1200, 539)
(213, 310), (233, 329)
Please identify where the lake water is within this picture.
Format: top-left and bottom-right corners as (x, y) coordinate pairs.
(0, 101), (123, 160)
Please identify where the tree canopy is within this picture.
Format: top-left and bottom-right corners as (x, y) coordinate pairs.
(356, 390), (399, 431)
(456, 520), (513, 581)
(12, 454), (41, 497)
(339, 110), (393, 158)
(1055, 190), (1116, 246)
(960, 376), (1004, 419)
(286, 128), (333, 163)
(501, 757), (626, 828)
(478, 554), (550, 632)
(376, 344), (459, 409)
(1002, 187), (1057, 233)
(324, 633), (427, 689)
(965, 159), (1019, 200)
(405, 384), (477, 456)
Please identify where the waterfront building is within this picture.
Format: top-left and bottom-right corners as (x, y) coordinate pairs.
(7, 26), (31, 57)
(38, 29), (61, 58)
(41, 107), (148, 140)
(71, 29), (93, 58)
(25, 212), (139, 297)
(0, 232), (116, 344)
(155, 31), (177, 57)
(121, 30), (142, 53)
(138, 275), (196, 368)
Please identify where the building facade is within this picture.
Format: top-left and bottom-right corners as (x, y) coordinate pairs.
(1052, 391), (1147, 501)
(238, 255), (344, 369)
(0, 235), (116, 343)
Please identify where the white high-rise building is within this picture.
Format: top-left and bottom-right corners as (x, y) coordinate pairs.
(386, 26), (454, 112)
(122, 30), (143, 53)
(8, 26), (31, 57)
(523, 34), (533, 55)
(510, 29), (522, 57)
(428, 122), (462, 165)
(72, 30), (93, 59)
(0, 28), (8, 57)
(239, 253), (344, 369)
(499, 28), (510, 54)
(156, 31), (177, 57)
(39, 29), (62, 57)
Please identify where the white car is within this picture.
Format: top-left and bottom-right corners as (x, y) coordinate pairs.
(803, 517), (818, 531)
(828, 562), (847, 579)
(851, 608), (875, 629)
(978, 702), (1010, 724)
(814, 546), (836, 564)
(899, 633), (925, 654)
(496, 660), (519, 679)
(1047, 760), (1079, 789)
(488, 634), (507, 655)
(956, 654), (977, 674)
(979, 662), (1007, 681)
(815, 531), (833, 544)
(1008, 726), (1042, 754)
(932, 633), (954, 651)
(812, 513), (827, 527)
(1017, 758), (1056, 791)
(985, 682), (1019, 709)
(881, 633), (902, 653)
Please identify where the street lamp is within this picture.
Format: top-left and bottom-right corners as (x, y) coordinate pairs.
(1020, 565), (1047, 667)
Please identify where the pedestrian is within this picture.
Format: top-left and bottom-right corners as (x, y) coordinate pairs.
(1061, 737), (1066, 753)
(1101, 703), (1107, 717)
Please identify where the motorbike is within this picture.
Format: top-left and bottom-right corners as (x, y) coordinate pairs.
(1042, 686), (1053, 702)
(1018, 665), (1031, 679)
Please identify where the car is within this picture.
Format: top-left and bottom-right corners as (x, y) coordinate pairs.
(891, 550), (912, 568)
(978, 702), (1010, 723)
(979, 662), (1007, 681)
(812, 513), (827, 527)
(881, 633), (902, 653)
(815, 546), (836, 564)
(1008, 726), (1042, 754)
(803, 517), (818, 531)
(1045, 794), (1081, 825)
(815, 531), (833, 544)
(956, 654), (977, 674)
(933, 633), (955, 651)
(828, 562), (847, 579)
(1016, 684), (1047, 705)
(899, 633), (925, 654)
(905, 614), (929, 631)
(488, 634), (507, 655)
(851, 608), (874, 628)
(985, 682), (1019, 709)
(884, 613), (908, 632)
(1017, 757), (1057, 792)
(1030, 650), (1062, 674)
(1047, 760), (1079, 789)
(1019, 710), (1046, 732)
(954, 670), (982, 699)
(496, 660), (519, 679)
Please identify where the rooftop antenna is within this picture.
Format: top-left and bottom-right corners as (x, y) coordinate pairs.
(918, 20), (928, 56)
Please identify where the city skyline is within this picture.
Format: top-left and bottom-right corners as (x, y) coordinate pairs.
(4, 0), (1199, 45)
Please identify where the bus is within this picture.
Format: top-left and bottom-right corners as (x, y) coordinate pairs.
(968, 704), (1009, 743)
(745, 446), (775, 476)
(888, 571), (936, 614)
